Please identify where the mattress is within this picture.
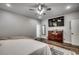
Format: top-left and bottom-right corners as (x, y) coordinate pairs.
(0, 38), (51, 55)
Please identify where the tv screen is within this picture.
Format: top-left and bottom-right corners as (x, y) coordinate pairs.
(48, 16), (64, 27)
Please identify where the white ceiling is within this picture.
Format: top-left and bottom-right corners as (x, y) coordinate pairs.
(0, 3), (79, 20)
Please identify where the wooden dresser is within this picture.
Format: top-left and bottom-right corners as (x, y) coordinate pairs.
(48, 31), (63, 43)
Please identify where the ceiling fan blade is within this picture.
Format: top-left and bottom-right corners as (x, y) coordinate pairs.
(43, 13), (46, 15)
(29, 8), (35, 11)
(46, 8), (52, 11)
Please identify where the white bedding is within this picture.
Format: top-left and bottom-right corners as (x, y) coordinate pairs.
(0, 38), (51, 55)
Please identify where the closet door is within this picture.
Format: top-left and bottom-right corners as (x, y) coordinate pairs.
(71, 20), (79, 46)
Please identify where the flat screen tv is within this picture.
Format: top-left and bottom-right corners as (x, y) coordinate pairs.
(48, 16), (64, 27)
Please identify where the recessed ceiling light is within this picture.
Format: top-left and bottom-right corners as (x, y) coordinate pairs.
(66, 6), (71, 10)
(6, 3), (11, 7)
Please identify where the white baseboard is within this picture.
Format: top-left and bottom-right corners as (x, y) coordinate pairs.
(71, 43), (79, 46)
(63, 40), (71, 44)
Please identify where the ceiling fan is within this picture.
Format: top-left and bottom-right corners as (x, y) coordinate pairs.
(29, 3), (52, 15)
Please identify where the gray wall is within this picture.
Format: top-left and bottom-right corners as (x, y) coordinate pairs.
(41, 11), (79, 43)
(0, 9), (40, 38)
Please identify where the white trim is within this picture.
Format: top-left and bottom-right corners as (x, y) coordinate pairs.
(63, 40), (71, 44)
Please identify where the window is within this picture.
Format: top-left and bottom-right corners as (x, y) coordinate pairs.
(42, 25), (46, 35)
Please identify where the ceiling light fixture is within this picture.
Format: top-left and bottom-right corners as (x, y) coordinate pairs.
(29, 3), (51, 18)
(6, 3), (11, 7)
(66, 6), (71, 10)
(36, 3), (46, 15)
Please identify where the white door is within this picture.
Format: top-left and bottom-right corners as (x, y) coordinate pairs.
(71, 20), (79, 46)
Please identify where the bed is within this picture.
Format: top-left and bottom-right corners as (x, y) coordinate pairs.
(0, 36), (51, 55)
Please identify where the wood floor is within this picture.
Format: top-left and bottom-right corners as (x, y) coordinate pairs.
(47, 40), (79, 54)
